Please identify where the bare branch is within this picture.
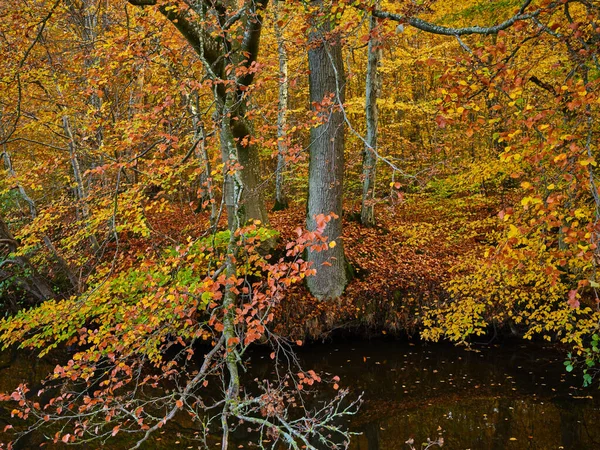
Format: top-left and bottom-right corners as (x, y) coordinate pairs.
(370, 0), (544, 36)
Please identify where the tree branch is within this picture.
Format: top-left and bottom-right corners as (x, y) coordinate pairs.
(127, 0), (221, 65)
(237, 0), (269, 87)
(370, 0), (544, 36)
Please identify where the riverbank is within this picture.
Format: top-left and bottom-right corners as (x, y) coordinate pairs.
(270, 191), (501, 340)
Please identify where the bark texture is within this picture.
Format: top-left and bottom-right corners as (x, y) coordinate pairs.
(306, 0), (347, 300)
(361, 7), (381, 227)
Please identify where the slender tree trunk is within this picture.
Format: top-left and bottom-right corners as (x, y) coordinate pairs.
(273, 2), (289, 211)
(361, 6), (381, 226)
(221, 234), (241, 450)
(198, 126), (217, 227)
(61, 114), (100, 252)
(218, 93), (243, 450)
(219, 101), (244, 231)
(306, 0), (347, 300)
(189, 92), (217, 226)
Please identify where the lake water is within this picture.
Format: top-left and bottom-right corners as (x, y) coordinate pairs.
(1, 338), (599, 449)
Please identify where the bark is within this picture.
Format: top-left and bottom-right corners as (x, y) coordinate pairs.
(306, 0), (347, 300)
(221, 234), (241, 450)
(62, 114), (100, 252)
(233, 118), (270, 226)
(189, 92), (217, 226)
(371, 0), (539, 36)
(220, 99), (245, 231)
(361, 7), (381, 227)
(273, 2), (289, 211)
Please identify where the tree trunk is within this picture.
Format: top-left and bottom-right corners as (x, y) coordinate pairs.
(220, 102), (245, 231)
(234, 130), (270, 226)
(189, 92), (217, 226)
(361, 6), (381, 226)
(61, 114), (100, 252)
(227, 116), (269, 227)
(306, 0), (347, 300)
(273, 2), (289, 211)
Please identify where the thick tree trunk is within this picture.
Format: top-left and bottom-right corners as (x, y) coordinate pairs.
(361, 7), (381, 227)
(306, 0), (347, 300)
(230, 118), (270, 227)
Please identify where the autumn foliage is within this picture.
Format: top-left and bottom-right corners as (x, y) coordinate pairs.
(0, 0), (599, 447)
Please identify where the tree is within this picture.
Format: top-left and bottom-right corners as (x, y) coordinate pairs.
(128, 0), (271, 228)
(306, 0), (348, 300)
(273, 0), (290, 211)
(0, 1), (361, 448)
(360, 2), (382, 227)
(2, 1), (600, 448)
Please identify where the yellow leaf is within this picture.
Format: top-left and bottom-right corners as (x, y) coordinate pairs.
(554, 153), (567, 163)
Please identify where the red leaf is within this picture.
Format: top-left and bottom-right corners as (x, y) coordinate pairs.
(568, 289), (580, 309)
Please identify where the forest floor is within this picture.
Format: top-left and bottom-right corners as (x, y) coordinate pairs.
(269, 190), (505, 339)
(140, 187), (507, 340)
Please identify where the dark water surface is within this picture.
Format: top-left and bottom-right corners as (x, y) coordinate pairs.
(1, 339), (599, 449)
(291, 339), (600, 450)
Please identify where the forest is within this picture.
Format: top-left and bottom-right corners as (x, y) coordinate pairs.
(0, 0), (599, 448)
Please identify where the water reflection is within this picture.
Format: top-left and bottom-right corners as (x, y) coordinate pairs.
(284, 339), (600, 450)
(2, 339), (600, 449)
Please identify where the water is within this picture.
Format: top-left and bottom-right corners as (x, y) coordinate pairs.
(252, 339), (600, 449)
(2, 339), (599, 449)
